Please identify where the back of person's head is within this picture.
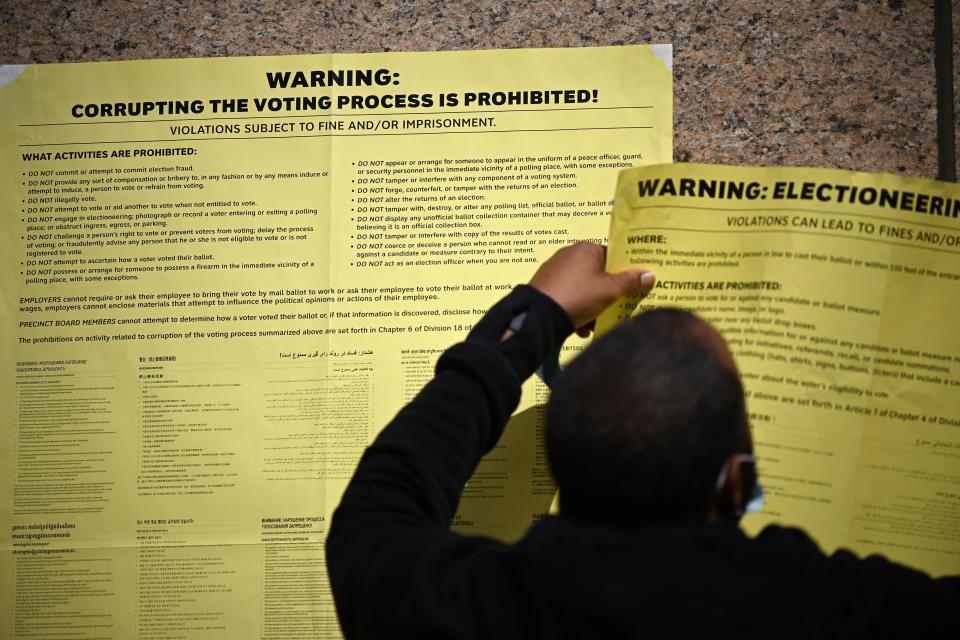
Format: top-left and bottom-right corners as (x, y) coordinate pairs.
(545, 308), (750, 528)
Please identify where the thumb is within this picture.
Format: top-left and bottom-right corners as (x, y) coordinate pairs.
(607, 268), (655, 298)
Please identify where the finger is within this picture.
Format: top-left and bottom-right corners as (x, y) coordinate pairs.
(572, 240), (604, 268)
(638, 270), (656, 291)
(606, 268), (651, 298)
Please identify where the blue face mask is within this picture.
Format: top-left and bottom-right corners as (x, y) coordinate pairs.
(715, 453), (765, 516)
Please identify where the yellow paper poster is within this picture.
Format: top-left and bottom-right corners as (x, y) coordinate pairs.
(0, 46), (671, 638)
(601, 163), (960, 576)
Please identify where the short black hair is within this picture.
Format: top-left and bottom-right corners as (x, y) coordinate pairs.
(545, 308), (749, 527)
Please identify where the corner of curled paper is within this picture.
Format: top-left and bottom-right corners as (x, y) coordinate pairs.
(650, 45), (672, 72)
(0, 65), (26, 89)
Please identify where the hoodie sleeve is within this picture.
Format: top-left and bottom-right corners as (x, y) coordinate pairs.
(326, 284), (573, 638)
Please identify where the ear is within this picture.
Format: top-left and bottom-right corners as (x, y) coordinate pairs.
(707, 455), (746, 523)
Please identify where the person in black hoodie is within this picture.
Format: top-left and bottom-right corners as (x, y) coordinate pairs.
(326, 241), (959, 639)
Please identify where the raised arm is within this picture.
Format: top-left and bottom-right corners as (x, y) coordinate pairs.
(326, 242), (653, 637)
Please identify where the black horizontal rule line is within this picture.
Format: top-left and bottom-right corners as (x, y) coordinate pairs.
(631, 203), (959, 233)
(20, 105), (655, 127)
(627, 225), (960, 256)
(17, 125), (654, 147)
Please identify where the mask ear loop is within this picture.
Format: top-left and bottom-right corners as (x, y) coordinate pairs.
(715, 454), (765, 517)
(714, 459), (732, 492)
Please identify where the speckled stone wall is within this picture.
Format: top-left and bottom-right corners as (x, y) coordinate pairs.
(1, 0), (957, 179)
